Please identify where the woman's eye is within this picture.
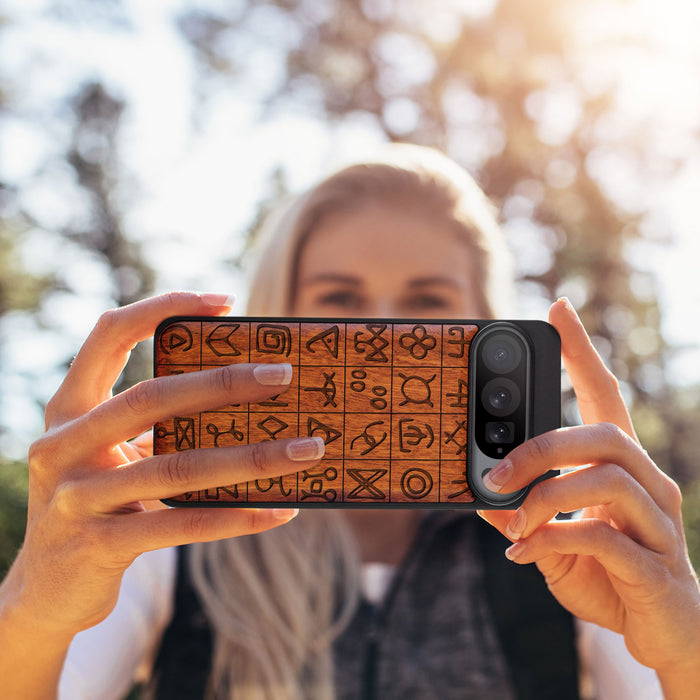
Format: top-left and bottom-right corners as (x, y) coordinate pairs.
(402, 295), (451, 312)
(315, 290), (365, 310)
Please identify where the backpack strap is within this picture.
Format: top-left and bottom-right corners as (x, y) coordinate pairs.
(477, 516), (580, 700)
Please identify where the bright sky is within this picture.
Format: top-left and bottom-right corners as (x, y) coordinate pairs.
(1, 0), (699, 455)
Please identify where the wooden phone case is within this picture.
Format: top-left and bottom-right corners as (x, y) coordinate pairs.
(153, 317), (560, 509)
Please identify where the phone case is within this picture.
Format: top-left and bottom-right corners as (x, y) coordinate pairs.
(153, 317), (560, 509)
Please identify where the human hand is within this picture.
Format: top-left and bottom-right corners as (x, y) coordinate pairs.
(3, 292), (325, 641)
(478, 298), (700, 693)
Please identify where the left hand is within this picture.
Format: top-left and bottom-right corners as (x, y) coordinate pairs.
(478, 298), (700, 687)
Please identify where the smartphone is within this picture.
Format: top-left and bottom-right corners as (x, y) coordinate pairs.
(153, 317), (560, 509)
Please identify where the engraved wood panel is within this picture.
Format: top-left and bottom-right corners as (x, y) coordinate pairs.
(154, 319), (478, 505)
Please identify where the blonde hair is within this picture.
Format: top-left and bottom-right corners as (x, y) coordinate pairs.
(189, 512), (359, 700)
(188, 144), (514, 699)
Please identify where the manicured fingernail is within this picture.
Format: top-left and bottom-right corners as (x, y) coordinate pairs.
(286, 436), (325, 461)
(505, 541), (527, 561)
(199, 293), (236, 309)
(483, 460), (512, 493)
(506, 509), (527, 540)
(254, 363), (293, 386)
(273, 508), (299, 521)
(557, 296), (578, 319)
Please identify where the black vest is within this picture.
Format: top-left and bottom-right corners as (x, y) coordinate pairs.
(148, 514), (579, 699)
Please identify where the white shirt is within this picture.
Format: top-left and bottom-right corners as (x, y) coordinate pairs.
(59, 548), (663, 700)
(59, 548), (176, 700)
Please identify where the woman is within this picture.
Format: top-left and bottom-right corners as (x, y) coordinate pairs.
(0, 145), (697, 699)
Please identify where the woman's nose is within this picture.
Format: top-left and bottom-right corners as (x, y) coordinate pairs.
(364, 300), (396, 318)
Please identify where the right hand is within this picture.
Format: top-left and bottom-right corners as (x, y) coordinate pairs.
(6, 292), (324, 639)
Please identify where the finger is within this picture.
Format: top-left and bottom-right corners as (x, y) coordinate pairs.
(47, 292), (235, 424)
(87, 437), (325, 508)
(504, 464), (676, 554)
(120, 441), (144, 462)
(127, 430), (153, 459)
(477, 509), (516, 539)
(66, 362), (293, 456)
(548, 298), (636, 439)
(120, 431), (152, 461)
(483, 423), (681, 515)
(110, 506), (301, 557)
(503, 518), (662, 587)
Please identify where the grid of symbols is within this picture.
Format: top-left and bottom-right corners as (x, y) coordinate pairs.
(154, 319), (478, 504)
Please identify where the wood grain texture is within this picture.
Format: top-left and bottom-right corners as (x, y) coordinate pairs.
(154, 319), (478, 505)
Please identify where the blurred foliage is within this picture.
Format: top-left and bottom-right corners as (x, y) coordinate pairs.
(682, 478), (700, 572)
(63, 81), (157, 391)
(0, 460), (28, 577)
(0, 0), (699, 571)
(0, 223), (54, 316)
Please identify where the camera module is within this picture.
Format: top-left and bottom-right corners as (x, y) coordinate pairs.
(470, 323), (531, 464)
(466, 320), (559, 507)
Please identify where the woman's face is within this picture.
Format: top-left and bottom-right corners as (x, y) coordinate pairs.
(293, 202), (485, 319)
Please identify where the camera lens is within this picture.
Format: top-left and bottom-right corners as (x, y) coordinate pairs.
(481, 378), (521, 417)
(489, 386), (511, 411)
(486, 421), (514, 444)
(482, 334), (522, 374)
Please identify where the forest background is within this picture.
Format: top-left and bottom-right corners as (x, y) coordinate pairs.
(1, 0), (700, 574)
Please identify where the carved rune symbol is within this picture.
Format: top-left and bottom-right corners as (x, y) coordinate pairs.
(204, 485), (240, 500)
(205, 324), (241, 357)
(353, 324), (390, 363)
(257, 393), (289, 408)
(446, 378), (469, 408)
(302, 371), (338, 407)
(347, 468), (388, 500)
(447, 326), (471, 359)
(349, 369), (388, 410)
(399, 372), (436, 407)
(159, 324), (193, 355)
(156, 417), (195, 451)
(256, 324), (292, 356)
(300, 466), (339, 502)
(448, 468), (475, 501)
(306, 325), (340, 359)
(444, 419), (469, 456)
(173, 418), (194, 450)
(398, 418), (434, 453)
(206, 419), (245, 447)
(350, 421), (388, 455)
(400, 467), (434, 500)
(257, 415), (289, 440)
(254, 476), (292, 497)
(399, 324), (437, 360)
(307, 417), (342, 445)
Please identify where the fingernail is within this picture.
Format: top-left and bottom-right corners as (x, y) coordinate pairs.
(254, 363), (293, 386)
(505, 541), (527, 561)
(483, 460), (512, 493)
(506, 509), (527, 540)
(199, 293), (236, 309)
(557, 296), (578, 319)
(273, 508), (299, 521)
(286, 436), (325, 461)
